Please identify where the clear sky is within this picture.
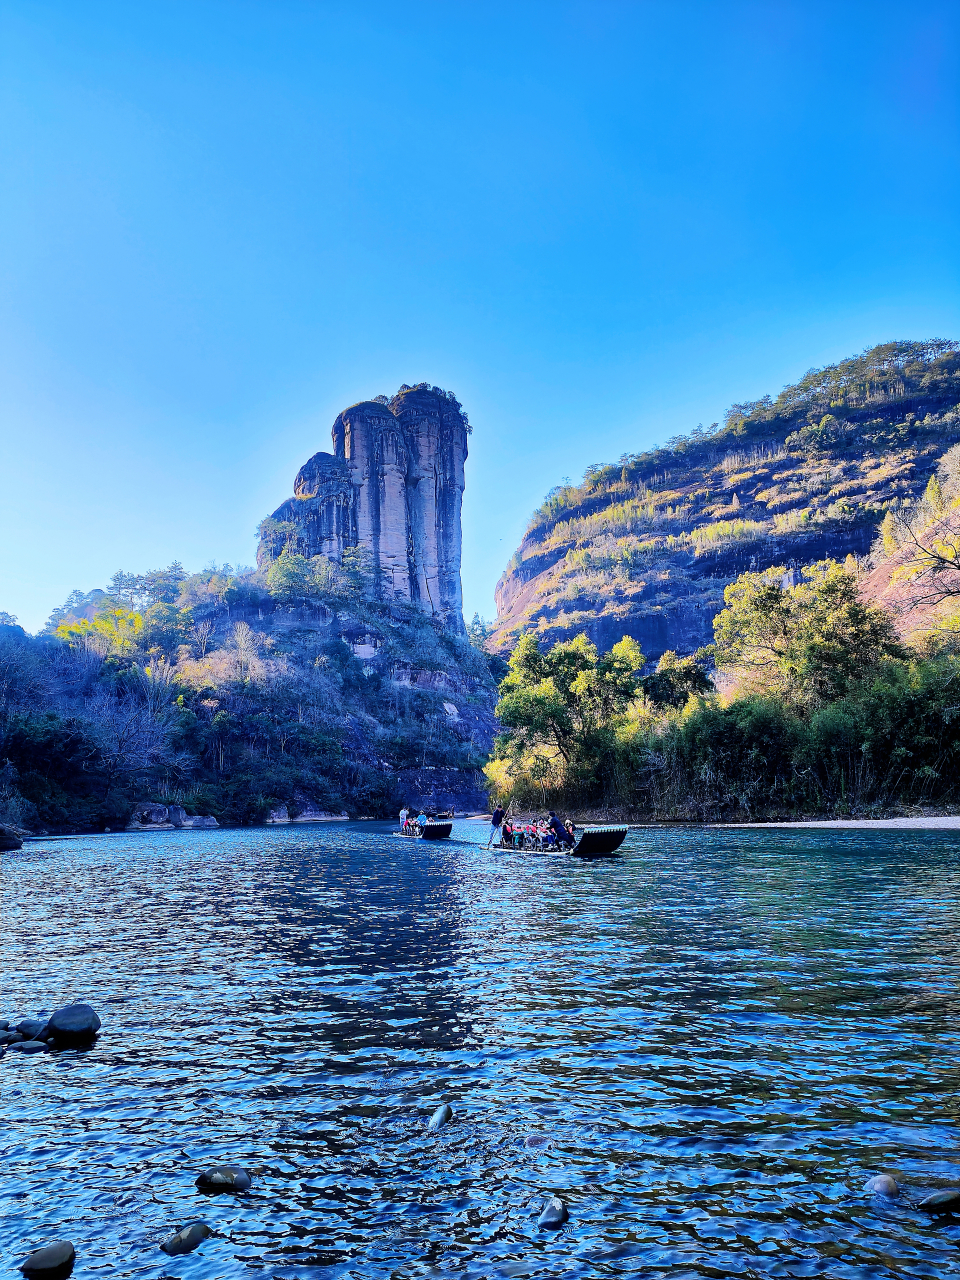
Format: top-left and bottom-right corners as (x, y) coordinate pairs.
(1, 1), (958, 632)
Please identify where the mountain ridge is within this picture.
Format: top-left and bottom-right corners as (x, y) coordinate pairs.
(491, 340), (960, 658)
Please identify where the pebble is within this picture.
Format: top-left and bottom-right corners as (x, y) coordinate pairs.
(427, 1103), (453, 1132)
(195, 1165), (252, 1192)
(9, 1041), (48, 1054)
(865, 1174), (899, 1197)
(19, 1240), (75, 1277)
(538, 1196), (569, 1228)
(46, 1004), (100, 1043)
(919, 1187), (960, 1213)
(160, 1221), (212, 1256)
(16, 1019), (46, 1040)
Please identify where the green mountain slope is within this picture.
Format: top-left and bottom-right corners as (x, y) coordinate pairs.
(491, 340), (960, 657)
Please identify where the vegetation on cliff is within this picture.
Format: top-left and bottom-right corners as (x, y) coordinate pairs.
(492, 340), (960, 659)
(486, 442), (960, 819)
(0, 559), (496, 833)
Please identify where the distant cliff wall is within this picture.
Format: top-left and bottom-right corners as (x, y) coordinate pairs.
(259, 384), (470, 632)
(491, 340), (960, 659)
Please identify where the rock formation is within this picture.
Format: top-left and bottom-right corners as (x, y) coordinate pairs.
(259, 384), (470, 632)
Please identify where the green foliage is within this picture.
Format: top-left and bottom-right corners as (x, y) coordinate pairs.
(713, 560), (905, 703)
(641, 650), (713, 707)
(56, 607), (145, 654)
(489, 632), (645, 802)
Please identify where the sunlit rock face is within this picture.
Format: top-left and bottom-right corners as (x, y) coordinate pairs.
(258, 384), (469, 632)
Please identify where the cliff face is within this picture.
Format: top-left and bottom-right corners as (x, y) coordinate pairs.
(492, 341), (960, 658)
(259, 384), (470, 633)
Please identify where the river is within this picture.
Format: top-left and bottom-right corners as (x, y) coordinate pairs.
(3, 821), (960, 1278)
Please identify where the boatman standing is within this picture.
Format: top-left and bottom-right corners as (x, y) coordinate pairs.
(487, 803), (506, 847)
(399, 805), (409, 831)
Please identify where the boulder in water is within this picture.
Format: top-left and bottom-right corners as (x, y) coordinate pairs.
(19, 1240), (75, 1278)
(0, 824), (23, 851)
(160, 1222), (211, 1255)
(919, 1187), (960, 1213)
(195, 1165), (251, 1192)
(46, 1004), (101, 1043)
(427, 1103), (453, 1132)
(865, 1174), (899, 1197)
(10, 1040), (48, 1054)
(538, 1196), (568, 1228)
(16, 1019), (46, 1039)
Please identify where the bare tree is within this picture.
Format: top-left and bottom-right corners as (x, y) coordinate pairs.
(193, 617), (215, 657)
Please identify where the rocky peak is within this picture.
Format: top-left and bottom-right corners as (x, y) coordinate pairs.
(259, 385), (469, 632)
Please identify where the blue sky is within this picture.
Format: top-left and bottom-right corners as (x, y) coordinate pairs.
(1, 1), (958, 632)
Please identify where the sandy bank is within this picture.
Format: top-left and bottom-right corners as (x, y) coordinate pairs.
(715, 816), (960, 830)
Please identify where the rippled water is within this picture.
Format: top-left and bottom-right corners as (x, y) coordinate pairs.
(4, 822), (960, 1279)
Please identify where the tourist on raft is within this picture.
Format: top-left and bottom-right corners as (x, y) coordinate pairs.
(548, 811), (574, 849)
(399, 806), (409, 831)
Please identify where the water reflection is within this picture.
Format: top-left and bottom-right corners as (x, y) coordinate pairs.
(2, 824), (960, 1277)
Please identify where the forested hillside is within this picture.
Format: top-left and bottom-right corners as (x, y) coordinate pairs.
(492, 341), (960, 656)
(0, 561), (497, 834)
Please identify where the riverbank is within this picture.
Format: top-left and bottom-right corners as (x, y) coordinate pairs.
(476, 808), (960, 830)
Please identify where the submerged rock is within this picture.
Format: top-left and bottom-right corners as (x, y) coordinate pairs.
(427, 1103), (453, 1132)
(19, 1240), (75, 1278)
(919, 1187), (960, 1213)
(538, 1196), (569, 1228)
(865, 1174), (899, 1197)
(195, 1166), (252, 1192)
(10, 1040), (48, 1054)
(160, 1222), (211, 1255)
(46, 1004), (100, 1043)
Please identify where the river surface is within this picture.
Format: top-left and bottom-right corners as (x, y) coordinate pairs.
(3, 822), (960, 1279)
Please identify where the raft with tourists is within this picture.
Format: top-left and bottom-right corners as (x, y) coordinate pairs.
(397, 809), (454, 840)
(492, 809), (628, 858)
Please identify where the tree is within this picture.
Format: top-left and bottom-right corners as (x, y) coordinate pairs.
(56, 607), (145, 655)
(491, 632), (645, 798)
(265, 548), (339, 603)
(641, 650), (713, 707)
(714, 560), (905, 704)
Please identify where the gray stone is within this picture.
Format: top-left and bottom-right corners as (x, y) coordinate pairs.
(187, 815), (218, 828)
(0, 823), (23, 851)
(160, 1221), (211, 1256)
(0, 1031), (21, 1044)
(919, 1187), (960, 1213)
(865, 1174), (899, 1197)
(10, 1040), (48, 1054)
(46, 1003), (101, 1042)
(19, 1240), (75, 1277)
(166, 804), (188, 827)
(538, 1196), (569, 1228)
(0, 1018), (9, 1030)
(195, 1165), (251, 1192)
(427, 1103), (453, 1132)
(16, 1019), (45, 1039)
(258, 386), (469, 632)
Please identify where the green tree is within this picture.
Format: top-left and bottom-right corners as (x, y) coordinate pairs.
(490, 632), (645, 800)
(641, 650), (713, 707)
(713, 560), (905, 704)
(57, 607), (145, 654)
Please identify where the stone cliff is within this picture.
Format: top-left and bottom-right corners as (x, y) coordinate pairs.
(491, 341), (960, 658)
(259, 384), (469, 632)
